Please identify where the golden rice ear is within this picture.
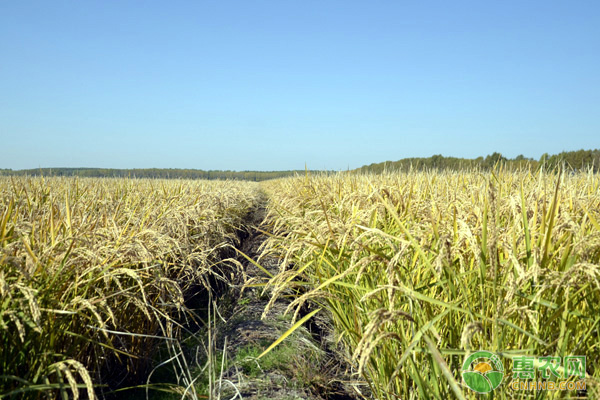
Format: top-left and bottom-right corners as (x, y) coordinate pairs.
(460, 321), (484, 352)
(0, 177), (261, 397)
(258, 170), (600, 399)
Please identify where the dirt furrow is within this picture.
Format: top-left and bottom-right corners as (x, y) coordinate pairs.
(211, 196), (366, 400)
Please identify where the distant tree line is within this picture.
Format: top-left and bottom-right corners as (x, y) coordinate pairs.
(2, 149), (598, 180)
(356, 149), (600, 174)
(0, 168), (319, 181)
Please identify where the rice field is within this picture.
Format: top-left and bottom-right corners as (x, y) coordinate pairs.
(260, 169), (600, 399)
(0, 176), (261, 399)
(3, 170), (600, 399)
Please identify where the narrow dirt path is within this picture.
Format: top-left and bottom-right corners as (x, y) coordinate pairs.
(211, 194), (366, 400)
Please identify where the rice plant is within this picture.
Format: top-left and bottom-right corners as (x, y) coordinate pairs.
(260, 169), (600, 399)
(0, 176), (260, 399)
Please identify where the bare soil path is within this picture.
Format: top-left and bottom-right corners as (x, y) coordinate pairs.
(210, 193), (366, 400)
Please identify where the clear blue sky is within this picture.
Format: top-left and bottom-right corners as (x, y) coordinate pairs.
(1, 1), (599, 171)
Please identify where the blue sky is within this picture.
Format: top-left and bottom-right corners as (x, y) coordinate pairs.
(1, 1), (599, 171)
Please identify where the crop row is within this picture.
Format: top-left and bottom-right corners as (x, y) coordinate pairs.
(0, 177), (260, 399)
(261, 170), (600, 399)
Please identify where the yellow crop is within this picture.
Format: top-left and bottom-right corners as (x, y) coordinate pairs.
(0, 176), (260, 398)
(261, 169), (600, 399)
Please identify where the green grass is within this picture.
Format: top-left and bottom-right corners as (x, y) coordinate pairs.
(237, 341), (298, 377)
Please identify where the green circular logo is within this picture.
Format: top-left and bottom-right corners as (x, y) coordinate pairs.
(461, 351), (504, 393)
